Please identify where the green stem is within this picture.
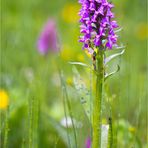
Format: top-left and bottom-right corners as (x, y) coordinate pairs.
(28, 97), (33, 148)
(4, 109), (9, 148)
(28, 96), (39, 148)
(92, 49), (104, 148)
(108, 117), (113, 148)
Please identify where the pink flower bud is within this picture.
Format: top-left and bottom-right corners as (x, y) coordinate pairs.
(37, 19), (59, 54)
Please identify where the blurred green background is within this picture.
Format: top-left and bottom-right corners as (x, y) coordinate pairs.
(0, 0), (147, 147)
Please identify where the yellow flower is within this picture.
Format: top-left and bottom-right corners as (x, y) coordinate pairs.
(0, 90), (9, 109)
(62, 3), (80, 23)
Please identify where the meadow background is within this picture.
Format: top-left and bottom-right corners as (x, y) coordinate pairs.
(0, 0), (147, 147)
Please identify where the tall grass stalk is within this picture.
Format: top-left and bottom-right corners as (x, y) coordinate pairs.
(4, 109), (9, 148)
(62, 81), (71, 148)
(92, 49), (104, 148)
(34, 97), (39, 148)
(28, 95), (39, 148)
(28, 96), (33, 148)
(59, 71), (78, 148)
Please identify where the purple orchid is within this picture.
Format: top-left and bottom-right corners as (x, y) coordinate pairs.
(79, 0), (119, 52)
(85, 137), (91, 148)
(37, 19), (59, 55)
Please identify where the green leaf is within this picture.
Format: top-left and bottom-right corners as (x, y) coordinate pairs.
(115, 46), (126, 50)
(105, 50), (125, 65)
(69, 62), (91, 68)
(114, 27), (123, 33)
(105, 65), (120, 81)
(72, 67), (92, 122)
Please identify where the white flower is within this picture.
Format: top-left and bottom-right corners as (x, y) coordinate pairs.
(60, 116), (83, 128)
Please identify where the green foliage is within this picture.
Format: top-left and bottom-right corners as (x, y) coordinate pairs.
(0, 0), (147, 147)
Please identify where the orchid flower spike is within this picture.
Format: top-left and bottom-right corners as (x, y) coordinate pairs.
(79, 0), (119, 53)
